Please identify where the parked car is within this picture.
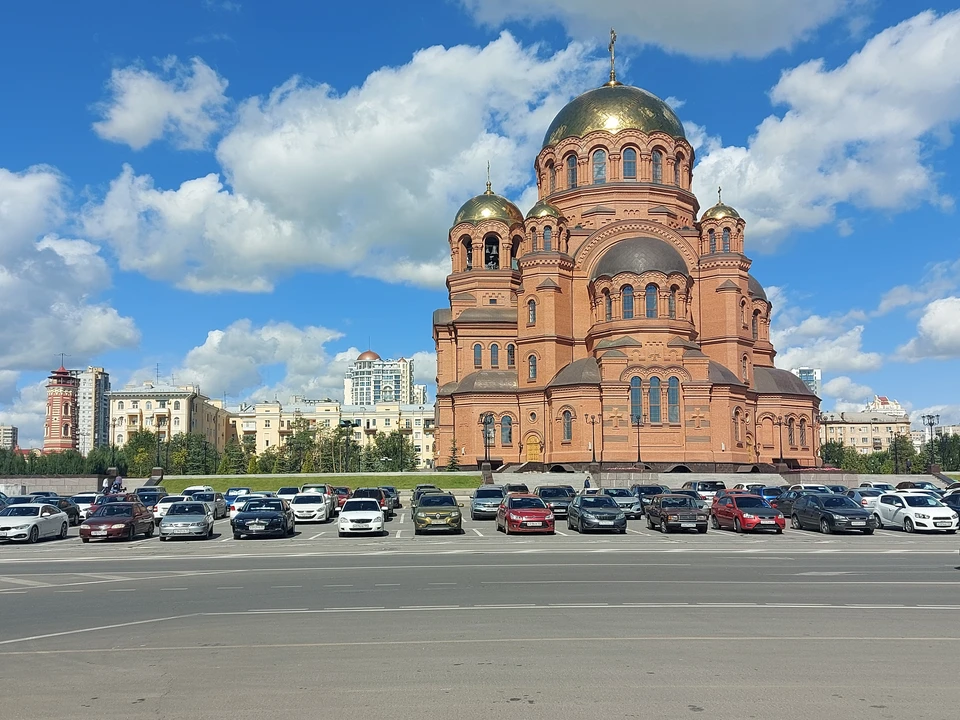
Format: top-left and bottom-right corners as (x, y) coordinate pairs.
(28, 490), (59, 499)
(411, 486), (441, 511)
(939, 494), (960, 513)
(352, 487), (394, 518)
(135, 487), (168, 502)
(896, 480), (942, 492)
(791, 494), (876, 534)
(874, 492), (959, 533)
(229, 494), (266, 520)
(845, 488), (883, 511)
(732, 482), (766, 493)
(413, 493), (463, 535)
(88, 493), (140, 515)
(154, 495), (190, 524)
(752, 486), (787, 503)
(299, 484), (338, 517)
(0, 503), (69, 543)
(338, 498), (385, 537)
(290, 493), (332, 523)
(158, 502), (215, 541)
(136, 492), (167, 515)
(645, 494), (708, 534)
(80, 502), (155, 542)
(42, 497), (82, 526)
(470, 485), (505, 520)
(825, 485), (849, 494)
(181, 485), (216, 498)
(502, 483), (530, 494)
(193, 492), (228, 520)
(332, 486), (352, 511)
(711, 494), (784, 533)
(597, 487), (643, 518)
(630, 485), (671, 514)
(71, 492), (100, 520)
(769, 489), (818, 517)
(679, 480), (726, 501)
(497, 494), (555, 535)
(534, 485), (575, 518)
(380, 486), (401, 510)
(231, 498), (295, 539)
(787, 484), (831, 494)
(568, 495), (626, 534)
(277, 486), (302, 503)
(224, 487), (253, 507)
(859, 481), (896, 491)
(710, 489), (754, 510)
(668, 488), (705, 507)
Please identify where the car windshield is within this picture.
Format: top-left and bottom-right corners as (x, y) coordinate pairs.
(99, 495), (128, 504)
(822, 496), (859, 509)
(344, 500), (381, 513)
(904, 496), (942, 508)
(381, 487), (397, 494)
(243, 500), (284, 512)
(604, 489), (632, 497)
(168, 504), (207, 516)
(505, 485), (529, 493)
(759, 487), (781, 495)
(699, 482), (726, 491)
(194, 493), (216, 502)
(581, 497), (618, 509)
(735, 497), (770, 508)
(635, 486), (665, 496)
(857, 489), (882, 497)
(419, 495), (456, 508)
(226, 488), (250, 495)
(72, 495), (96, 504)
(510, 497), (547, 510)
(278, 488), (300, 494)
(0, 506), (40, 517)
(333, 487), (350, 494)
(537, 488), (571, 499)
(475, 488), (504, 499)
(93, 505), (132, 517)
(353, 489), (381, 499)
(159, 496), (187, 504)
(292, 495), (325, 505)
(661, 497), (697, 509)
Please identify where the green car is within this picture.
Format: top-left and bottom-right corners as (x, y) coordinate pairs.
(413, 493), (464, 535)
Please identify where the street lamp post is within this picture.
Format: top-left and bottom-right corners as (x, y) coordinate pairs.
(893, 432), (900, 474)
(775, 415), (784, 465)
(480, 413), (494, 465)
(632, 412), (645, 466)
(921, 414), (940, 468)
(587, 414), (602, 464)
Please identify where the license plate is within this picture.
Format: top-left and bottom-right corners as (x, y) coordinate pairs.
(173, 529), (192, 534)
(935, 521), (951, 527)
(598, 520), (613, 526)
(851, 521), (865, 526)
(249, 524), (265, 530)
(760, 520), (775, 525)
(680, 522), (696, 528)
(353, 523), (369, 528)
(525, 521), (543, 527)
(92, 530), (107, 536)
(430, 519), (447, 524)
(0, 531), (6, 537)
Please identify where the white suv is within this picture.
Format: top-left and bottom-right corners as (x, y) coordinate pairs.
(874, 492), (958, 533)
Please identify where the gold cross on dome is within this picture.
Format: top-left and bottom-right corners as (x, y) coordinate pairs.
(608, 28), (617, 84)
(718, 186), (723, 204)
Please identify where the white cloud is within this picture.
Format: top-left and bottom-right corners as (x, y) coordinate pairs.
(93, 56), (229, 150)
(910, 405), (960, 428)
(410, 350), (438, 389)
(0, 381), (49, 450)
(460, 0), (856, 59)
(875, 259), (960, 315)
(693, 10), (960, 247)
(83, 34), (605, 292)
(822, 375), (874, 412)
(898, 297), (960, 360)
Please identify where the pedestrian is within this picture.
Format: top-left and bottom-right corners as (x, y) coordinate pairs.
(583, 475), (591, 490)
(101, 476), (109, 494)
(112, 475), (123, 493)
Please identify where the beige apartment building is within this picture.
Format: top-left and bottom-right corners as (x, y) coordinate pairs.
(820, 412), (911, 454)
(108, 383), (231, 452)
(0, 425), (18, 451)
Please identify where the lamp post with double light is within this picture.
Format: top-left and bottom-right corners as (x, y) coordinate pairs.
(586, 414), (602, 464)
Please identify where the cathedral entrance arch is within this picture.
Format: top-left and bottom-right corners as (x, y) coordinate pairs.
(525, 434), (543, 463)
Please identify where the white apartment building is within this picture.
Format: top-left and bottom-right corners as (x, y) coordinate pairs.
(0, 425), (18, 451)
(344, 351), (418, 405)
(862, 395), (908, 418)
(72, 366), (111, 456)
(108, 383), (230, 452)
(820, 411), (912, 455)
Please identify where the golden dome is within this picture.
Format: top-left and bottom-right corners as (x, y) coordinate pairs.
(525, 199), (562, 220)
(701, 202), (741, 221)
(542, 84), (686, 148)
(453, 186), (524, 227)
(357, 350), (381, 361)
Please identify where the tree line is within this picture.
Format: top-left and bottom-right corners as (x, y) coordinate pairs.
(820, 433), (960, 474)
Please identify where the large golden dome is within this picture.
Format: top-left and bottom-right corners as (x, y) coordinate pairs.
(543, 84), (685, 148)
(453, 187), (524, 226)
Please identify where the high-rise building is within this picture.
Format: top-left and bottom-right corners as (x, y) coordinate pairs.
(343, 351), (416, 405)
(73, 366), (111, 456)
(43, 366), (80, 453)
(0, 425), (18, 451)
(413, 384), (428, 405)
(862, 395), (907, 418)
(790, 367), (822, 397)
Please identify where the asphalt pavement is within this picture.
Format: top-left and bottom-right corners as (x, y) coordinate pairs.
(1, 512), (958, 719)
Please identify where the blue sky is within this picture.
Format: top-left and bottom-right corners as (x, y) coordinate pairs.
(3, 0), (960, 447)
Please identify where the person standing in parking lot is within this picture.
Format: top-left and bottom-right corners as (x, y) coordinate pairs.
(102, 476), (109, 493)
(584, 476), (591, 490)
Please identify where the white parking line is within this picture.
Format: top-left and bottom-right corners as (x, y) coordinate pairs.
(399, 514), (405, 524)
(396, 530), (403, 538)
(472, 529), (483, 537)
(309, 532), (326, 540)
(626, 529), (650, 536)
(555, 530), (569, 537)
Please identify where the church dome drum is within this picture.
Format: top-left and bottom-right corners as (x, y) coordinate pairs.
(590, 237), (689, 280)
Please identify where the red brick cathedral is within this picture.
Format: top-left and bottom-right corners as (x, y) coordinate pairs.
(433, 67), (820, 472)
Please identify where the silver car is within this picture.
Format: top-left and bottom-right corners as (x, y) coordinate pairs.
(193, 492), (228, 519)
(0, 503), (70, 543)
(598, 487), (644, 518)
(158, 502), (215, 541)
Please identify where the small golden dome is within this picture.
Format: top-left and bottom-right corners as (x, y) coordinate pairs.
(525, 199), (562, 220)
(701, 202), (741, 221)
(453, 186), (524, 227)
(357, 350), (381, 361)
(543, 84), (686, 149)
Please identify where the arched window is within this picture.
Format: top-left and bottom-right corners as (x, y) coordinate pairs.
(668, 287), (677, 319)
(463, 238), (473, 270)
(648, 378), (662, 423)
(63, 403), (71, 417)
(543, 226), (552, 251)
(173, 417), (180, 427)
(722, 227), (731, 252)
(482, 414), (495, 448)
(668, 377), (680, 423)
(592, 149), (607, 184)
(146, 401), (152, 411)
(562, 410), (573, 441)
(117, 401), (124, 410)
(675, 154), (683, 186)
(548, 163), (556, 193)
(652, 150), (663, 184)
(740, 300), (747, 327)
(490, 344), (500, 368)
(741, 355), (749, 383)
(799, 418), (808, 447)
(116, 433), (124, 444)
(623, 148), (637, 179)
(752, 311), (759, 341)
(474, 343), (483, 368)
(501, 416), (513, 446)
(630, 377), (642, 424)
(507, 344), (516, 368)
(527, 299), (537, 324)
(645, 284), (659, 318)
(531, 229), (538, 252)
(603, 290), (612, 321)
(173, 401), (180, 411)
(62, 424), (70, 438)
(566, 154), (577, 189)
(484, 236), (500, 269)
(528, 355), (537, 380)
(734, 409), (742, 442)
(621, 285), (634, 319)
(788, 418), (796, 446)
(708, 229), (716, 254)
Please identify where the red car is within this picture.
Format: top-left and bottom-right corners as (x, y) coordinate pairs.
(710, 488), (753, 511)
(496, 494), (555, 535)
(80, 502), (156, 542)
(332, 486), (352, 510)
(711, 494), (785, 533)
(87, 493), (140, 516)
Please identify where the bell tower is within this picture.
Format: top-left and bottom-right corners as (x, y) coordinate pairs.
(43, 366), (80, 454)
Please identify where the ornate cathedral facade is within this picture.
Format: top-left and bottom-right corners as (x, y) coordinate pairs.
(433, 63), (819, 472)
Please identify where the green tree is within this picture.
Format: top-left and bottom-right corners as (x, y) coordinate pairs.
(124, 430), (160, 477)
(839, 445), (866, 473)
(820, 440), (845, 468)
(222, 438), (246, 474)
(445, 437), (460, 472)
(246, 455), (259, 474)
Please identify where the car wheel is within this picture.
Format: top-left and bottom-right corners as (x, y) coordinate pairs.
(81, 537), (89, 543)
(660, 521), (669, 534)
(698, 526), (708, 534)
(504, 522), (510, 536)
(127, 525), (136, 542)
(470, 511), (477, 521)
(58, 522), (68, 540)
(233, 532), (242, 540)
(946, 529), (957, 535)
(646, 516), (655, 530)
(903, 517), (915, 534)
(145, 523), (154, 538)
(159, 535), (167, 542)
(791, 514), (802, 530)
(873, 514), (883, 529)
(820, 518), (831, 535)
(578, 518), (586, 534)
(711, 515), (720, 530)
(207, 526), (214, 539)
(27, 526), (39, 544)
(734, 518), (743, 534)
(862, 528), (874, 535)
(414, 527), (421, 536)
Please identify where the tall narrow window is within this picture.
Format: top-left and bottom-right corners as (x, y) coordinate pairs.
(788, 418), (796, 446)
(531, 229), (538, 252)
(708, 230), (716, 254)
(645, 284), (658, 319)
(652, 150), (663, 184)
(473, 344), (483, 369)
(528, 356), (537, 380)
(566, 154), (577, 189)
(623, 148), (637, 179)
(527, 299), (537, 324)
(734, 409), (742, 442)
(562, 410), (573, 441)
(501, 416), (513, 445)
(722, 228), (731, 252)
(490, 344), (499, 368)
(740, 300), (747, 327)
(507, 344), (516, 368)
(622, 285), (634, 319)
(667, 377), (680, 423)
(799, 418), (808, 447)
(741, 355), (748, 383)
(548, 163), (556, 193)
(668, 287), (677, 319)
(63, 424), (70, 437)
(630, 377), (642, 424)
(603, 290), (612, 321)
(543, 226), (552, 251)
(484, 236), (500, 269)
(464, 238), (473, 270)
(592, 149), (607, 184)
(751, 311), (759, 340)
(648, 378), (662, 424)
(675, 154), (683, 186)
(173, 401), (180, 410)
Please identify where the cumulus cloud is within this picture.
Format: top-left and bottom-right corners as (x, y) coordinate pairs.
(875, 259), (960, 315)
(0, 381), (50, 450)
(822, 375), (874, 412)
(460, 0), (856, 59)
(693, 10), (960, 247)
(93, 56), (229, 150)
(83, 34), (605, 292)
(897, 297), (960, 360)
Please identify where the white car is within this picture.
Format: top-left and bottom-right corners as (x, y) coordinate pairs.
(860, 481), (896, 492)
(732, 483), (765, 492)
(181, 485), (215, 499)
(874, 492), (959, 533)
(788, 484), (831, 493)
(0, 503), (70, 543)
(153, 495), (189, 524)
(300, 487), (338, 517)
(290, 493), (331, 523)
(71, 492), (100, 519)
(338, 498), (385, 537)
(229, 494), (265, 520)
(277, 486), (301, 503)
